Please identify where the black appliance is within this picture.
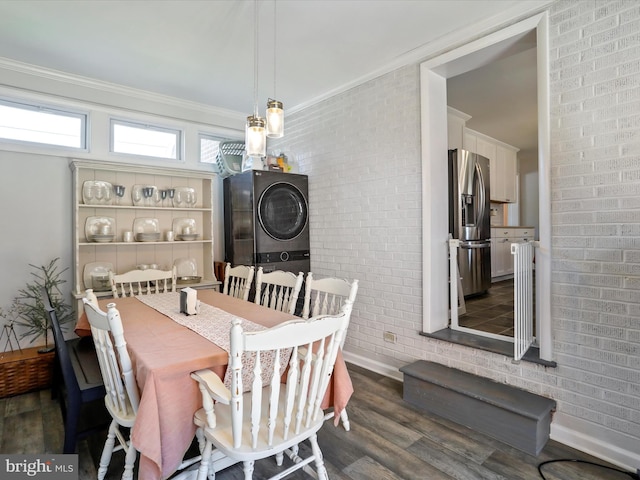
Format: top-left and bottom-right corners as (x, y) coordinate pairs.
(224, 170), (310, 277)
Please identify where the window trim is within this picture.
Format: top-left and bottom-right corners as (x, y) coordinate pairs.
(198, 132), (225, 164)
(110, 117), (183, 161)
(0, 97), (88, 150)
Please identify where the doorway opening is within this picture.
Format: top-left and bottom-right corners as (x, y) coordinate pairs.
(446, 28), (539, 343)
(420, 12), (553, 362)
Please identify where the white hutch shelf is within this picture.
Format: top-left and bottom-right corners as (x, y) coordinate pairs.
(70, 159), (221, 316)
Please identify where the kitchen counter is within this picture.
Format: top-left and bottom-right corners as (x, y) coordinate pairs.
(491, 227), (536, 279)
(491, 225), (534, 229)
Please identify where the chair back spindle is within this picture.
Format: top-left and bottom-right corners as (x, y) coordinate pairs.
(254, 267), (304, 315)
(110, 267), (176, 298)
(222, 263), (255, 301)
(302, 273), (359, 338)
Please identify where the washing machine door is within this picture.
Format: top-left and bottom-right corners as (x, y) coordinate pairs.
(257, 182), (308, 241)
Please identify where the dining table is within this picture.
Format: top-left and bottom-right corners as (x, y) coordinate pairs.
(75, 289), (353, 480)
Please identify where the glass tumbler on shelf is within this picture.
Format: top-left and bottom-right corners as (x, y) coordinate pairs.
(113, 184), (126, 205)
(94, 185), (106, 204)
(187, 191), (197, 208)
(142, 187), (154, 207)
(174, 190), (184, 208)
(153, 188), (162, 207)
(132, 187), (142, 206)
(82, 183), (94, 205)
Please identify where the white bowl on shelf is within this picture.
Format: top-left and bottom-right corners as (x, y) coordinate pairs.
(135, 232), (161, 242)
(90, 234), (115, 243)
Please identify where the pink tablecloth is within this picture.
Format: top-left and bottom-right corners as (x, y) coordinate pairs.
(76, 290), (353, 480)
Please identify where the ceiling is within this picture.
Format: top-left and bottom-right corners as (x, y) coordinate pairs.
(447, 30), (539, 152)
(0, 0), (547, 151)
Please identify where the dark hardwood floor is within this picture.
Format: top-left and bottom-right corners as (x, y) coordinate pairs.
(459, 278), (537, 338)
(0, 363), (632, 479)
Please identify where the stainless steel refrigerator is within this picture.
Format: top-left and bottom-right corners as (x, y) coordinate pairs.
(449, 149), (491, 297)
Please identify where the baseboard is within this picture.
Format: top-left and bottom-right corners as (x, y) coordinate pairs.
(551, 422), (640, 473)
(342, 351), (403, 382)
(344, 351), (640, 474)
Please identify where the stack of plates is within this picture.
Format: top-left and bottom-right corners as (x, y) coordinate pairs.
(178, 233), (199, 241)
(90, 234), (115, 243)
(136, 232), (161, 242)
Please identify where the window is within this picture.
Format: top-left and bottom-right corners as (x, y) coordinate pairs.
(111, 119), (180, 160)
(0, 99), (86, 149)
(199, 134), (222, 164)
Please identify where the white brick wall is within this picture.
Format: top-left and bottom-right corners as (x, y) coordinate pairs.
(277, 0), (640, 467)
(278, 66), (424, 362)
(549, 0), (640, 451)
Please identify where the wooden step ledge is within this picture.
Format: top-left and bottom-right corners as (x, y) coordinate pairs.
(400, 360), (556, 456)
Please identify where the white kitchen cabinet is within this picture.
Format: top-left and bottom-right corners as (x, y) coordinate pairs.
(463, 128), (518, 203)
(463, 130), (476, 153)
(475, 136), (497, 164)
(494, 145), (518, 203)
(491, 228), (512, 278)
(70, 159), (221, 316)
(447, 107), (471, 150)
(491, 227), (534, 279)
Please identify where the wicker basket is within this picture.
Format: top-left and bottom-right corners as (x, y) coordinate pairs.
(0, 347), (55, 398)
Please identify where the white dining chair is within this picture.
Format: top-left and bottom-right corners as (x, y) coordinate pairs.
(82, 299), (139, 480)
(302, 272), (359, 430)
(189, 302), (352, 480)
(109, 266), (177, 298)
(83, 299), (203, 480)
(222, 263), (255, 301)
(253, 267), (304, 315)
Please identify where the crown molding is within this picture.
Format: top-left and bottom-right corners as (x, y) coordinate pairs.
(0, 56), (246, 123)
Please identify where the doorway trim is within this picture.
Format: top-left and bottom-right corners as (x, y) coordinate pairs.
(420, 12), (552, 361)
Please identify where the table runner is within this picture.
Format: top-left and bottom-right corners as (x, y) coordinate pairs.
(137, 292), (290, 389)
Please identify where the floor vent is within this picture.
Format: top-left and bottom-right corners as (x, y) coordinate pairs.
(399, 360), (556, 456)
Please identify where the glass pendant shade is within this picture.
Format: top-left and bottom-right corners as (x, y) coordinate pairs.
(246, 115), (266, 157)
(266, 99), (284, 138)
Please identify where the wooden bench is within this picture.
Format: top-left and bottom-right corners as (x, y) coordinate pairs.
(400, 360), (556, 456)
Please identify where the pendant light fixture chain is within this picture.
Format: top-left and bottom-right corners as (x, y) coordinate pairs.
(246, 0), (266, 157)
(266, 0), (284, 138)
(253, 0), (259, 117)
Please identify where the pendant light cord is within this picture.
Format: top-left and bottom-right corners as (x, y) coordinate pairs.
(273, 0), (277, 100)
(253, 0), (259, 117)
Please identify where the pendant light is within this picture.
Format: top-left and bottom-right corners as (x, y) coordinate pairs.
(246, 0), (266, 157)
(266, 0), (284, 138)
(266, 98), (283, 138)
(246, 115), (266, 157)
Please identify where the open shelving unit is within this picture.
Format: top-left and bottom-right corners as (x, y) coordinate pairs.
(70, 159), (221, 316)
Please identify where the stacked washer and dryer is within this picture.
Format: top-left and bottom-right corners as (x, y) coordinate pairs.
(223, 170), (310, 281)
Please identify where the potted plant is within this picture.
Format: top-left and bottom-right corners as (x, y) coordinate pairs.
(13, 257), (74, 353)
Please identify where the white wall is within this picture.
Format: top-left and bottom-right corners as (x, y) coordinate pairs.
(273, 0), (640, 471)
(1, 152), (74, 346)
(519, 149), (540, 232)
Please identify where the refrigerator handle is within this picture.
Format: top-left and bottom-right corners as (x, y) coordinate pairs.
(475, 161), (486, 231)
(460, 241), (492, 249)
